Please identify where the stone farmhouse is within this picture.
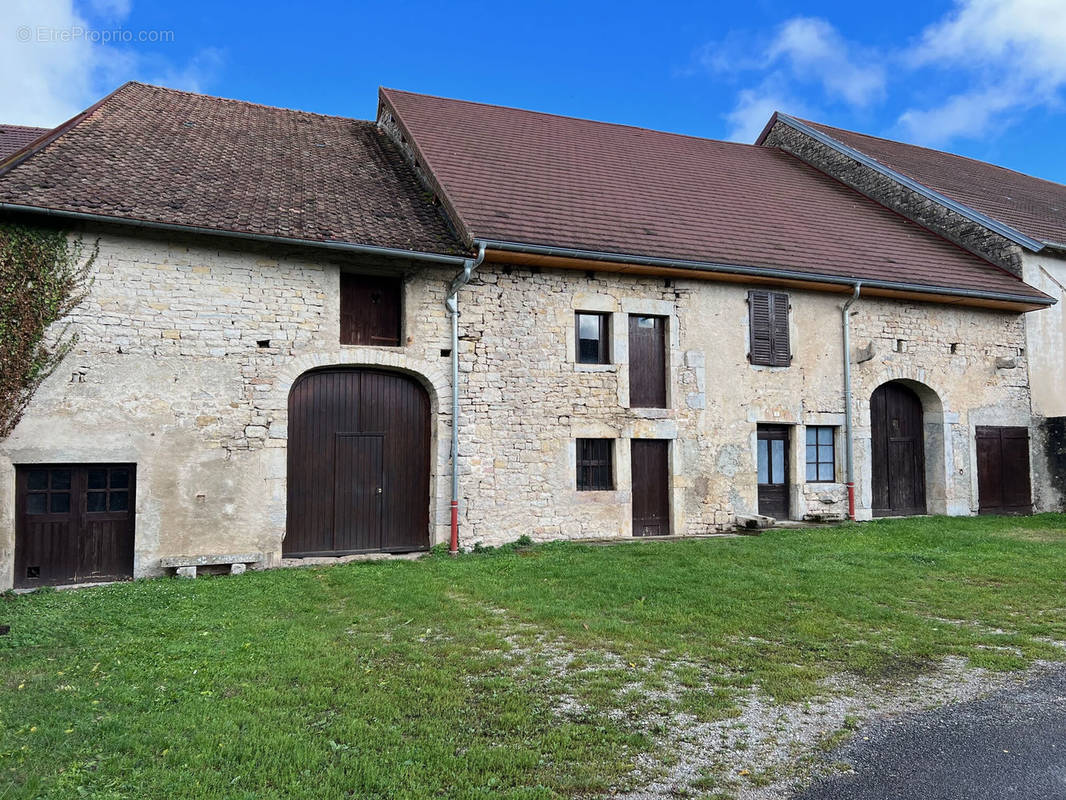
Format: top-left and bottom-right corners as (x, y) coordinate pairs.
(0, 82), (1061, 588)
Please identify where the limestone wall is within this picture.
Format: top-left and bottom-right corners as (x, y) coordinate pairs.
(0, 228), (1037, 587)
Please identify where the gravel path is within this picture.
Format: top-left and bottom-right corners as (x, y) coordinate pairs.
(613, 657), (1064, 799)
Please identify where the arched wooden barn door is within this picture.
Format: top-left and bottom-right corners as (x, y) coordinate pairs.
(870, 381), (927, 517)
(285, 368), (431, 556)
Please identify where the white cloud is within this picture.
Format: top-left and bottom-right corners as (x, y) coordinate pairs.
(898, 0), (1066, 143)
(1, 0), (99, 126)
(0, 0), (222, 127)
(698, 16), (884, 142)
(724, 78), (807, 142)
(768, 17), (885, 107)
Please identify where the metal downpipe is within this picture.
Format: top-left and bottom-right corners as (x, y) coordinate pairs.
(447, 242), (486, 554)
(842, 283), (862, 521)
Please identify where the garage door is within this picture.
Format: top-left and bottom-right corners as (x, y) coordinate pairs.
(15, 464), (136, 588)
(976, 427), (1032, 515)
(285, 368), (431, 556)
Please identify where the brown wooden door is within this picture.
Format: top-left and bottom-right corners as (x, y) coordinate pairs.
(757, 425), (790, 519)
(976, 426), (1032, 515)
(631, 439), (669, 536)
(628, 315), (667, 408)
(15, 464), (135, 588)
(286, 368), (430, 556)
(871, 382), (926, 517)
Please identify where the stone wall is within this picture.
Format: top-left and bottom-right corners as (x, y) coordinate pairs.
(0, 228), (1038, 587)
(761, 121), (1026, 276)
(0, 227), (459, 588)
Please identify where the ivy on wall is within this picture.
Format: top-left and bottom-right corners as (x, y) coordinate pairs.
(0, 224), (96, 438)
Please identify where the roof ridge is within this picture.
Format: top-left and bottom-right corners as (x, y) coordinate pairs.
(125, 81), (369, 125)
(381, 87), (763, 151)
(799, 117), (1066, 192)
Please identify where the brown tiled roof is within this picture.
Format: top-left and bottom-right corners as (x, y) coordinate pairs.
(796, 118), (1066, 248)
(0, 82), (463, 256)
(380, 89), (1047, 303)
(0, 125), (49, 160)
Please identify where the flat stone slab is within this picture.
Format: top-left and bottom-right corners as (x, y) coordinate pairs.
(159, 552), (263, 568)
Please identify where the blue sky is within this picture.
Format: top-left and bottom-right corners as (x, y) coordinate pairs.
(4, 0), (1066, 183)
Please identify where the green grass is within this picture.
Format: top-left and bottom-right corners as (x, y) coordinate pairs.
(2, 514), (1066, 799)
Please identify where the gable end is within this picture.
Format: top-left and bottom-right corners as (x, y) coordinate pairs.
(760, 117), (1027, 278)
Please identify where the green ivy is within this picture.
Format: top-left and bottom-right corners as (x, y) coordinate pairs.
(0, 223), (95, 438)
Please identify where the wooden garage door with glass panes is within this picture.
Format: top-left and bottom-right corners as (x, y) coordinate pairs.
(15, 464), (135, 588)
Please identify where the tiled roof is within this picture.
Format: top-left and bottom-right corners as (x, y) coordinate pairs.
(380, 89), (1047, 303)
(0, 82), (463, 256)
(0, 125), (49, 160)
(795, 118), (1066, 249)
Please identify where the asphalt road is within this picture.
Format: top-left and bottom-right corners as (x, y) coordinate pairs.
(795, 665), (1066, 800)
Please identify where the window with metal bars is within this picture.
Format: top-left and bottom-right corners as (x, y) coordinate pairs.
(576, 438), (614, 490)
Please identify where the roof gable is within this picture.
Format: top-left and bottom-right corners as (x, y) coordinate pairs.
(789, 117), (1066, 249)
(381, 89), (1049, 307)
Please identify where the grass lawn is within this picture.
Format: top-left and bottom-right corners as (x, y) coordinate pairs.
(2, 515), (1066, 799)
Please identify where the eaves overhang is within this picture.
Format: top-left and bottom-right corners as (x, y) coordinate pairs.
(480, 238), (1056, 313)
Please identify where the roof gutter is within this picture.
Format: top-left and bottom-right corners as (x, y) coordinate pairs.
(0, 203), (471, 267)
(773, 114), (1046, 253)
(478, 239), (1056, 308)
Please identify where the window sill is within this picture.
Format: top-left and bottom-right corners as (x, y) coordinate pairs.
(574, 363), (617, 373)
(629, 407), (671, 419)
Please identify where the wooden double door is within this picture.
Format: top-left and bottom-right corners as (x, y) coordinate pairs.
(15, 464), (135, 588)
(976, 426), (1032, 515)
(285, 368), (431, 556)
(871, 382), (927, 517)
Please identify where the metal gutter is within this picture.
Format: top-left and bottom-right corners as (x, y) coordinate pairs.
(841, 284), (861, 521)
(774, 114), (1047, 253)
(478, 239), (1056, 308)
(0, 203), (471, 266)
(445, 241), (486, 554)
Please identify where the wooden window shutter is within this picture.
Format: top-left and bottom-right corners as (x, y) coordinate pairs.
(769, 292), (791, 366)
(748, 290), (790, 367)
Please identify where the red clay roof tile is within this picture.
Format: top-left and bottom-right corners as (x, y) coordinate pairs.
(0, 124), (50, 160)
(0, 83), (463, 256)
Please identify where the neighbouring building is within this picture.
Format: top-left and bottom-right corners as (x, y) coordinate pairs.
(0, 82), (1059, 589)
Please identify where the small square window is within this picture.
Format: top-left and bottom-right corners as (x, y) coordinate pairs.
(805, 426), (836, 483)
(110, 469), (130, 489)
(576, 312), (609, 364)
(27, 470), (48, 491)
(576, 438), (614, 491)
(50, 470), (71, 490)
(88, 469), (108, 490)
(109, 491), (129, 512)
